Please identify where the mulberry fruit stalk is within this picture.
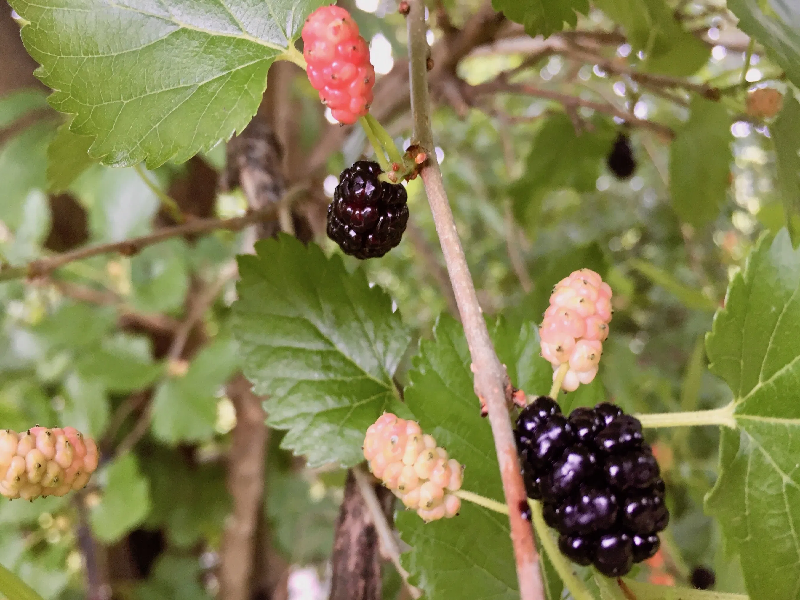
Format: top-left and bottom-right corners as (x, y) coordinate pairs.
(364, 413), (464, 522)
(540, 268), (612, 392)
(327, 161), (409, 259)
(301, 5), (375, 125)
(515, 397), (668, 577)
(0, 427), (99, 501)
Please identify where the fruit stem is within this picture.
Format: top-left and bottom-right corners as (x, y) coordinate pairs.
(549, 363), (569, 399)
(454, 489), (509, 515)
(359, 116), (392, 172)
(635, 403), (737, 430)
(365, 114), (405, 167)
(133, 164), (184, 224)
(279, 44), (307, 70)
(530, 500), (595, 600)
(0, 562), (41, 600)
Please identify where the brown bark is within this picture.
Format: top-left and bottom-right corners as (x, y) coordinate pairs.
(329, 470), (395, 600)
(219, 374), (270, 600)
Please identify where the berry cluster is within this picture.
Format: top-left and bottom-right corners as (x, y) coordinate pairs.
(515, 397), (668, 577)
(364, 413), (463, 522)
(301, 5), (375, 125)
(327, 161), (409, 259)
(540, 269), (612, 392)
(0, 427), (99, 501)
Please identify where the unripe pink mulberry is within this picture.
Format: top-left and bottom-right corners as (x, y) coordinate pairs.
(0, 427), (99, 501)
(364, 414), (464, 522)
(302, 5), (375, 124)
(540, 269), (613, 392)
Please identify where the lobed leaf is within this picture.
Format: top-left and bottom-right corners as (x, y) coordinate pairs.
(706, 229), (800, 599)
(232, 235), (411, 467)
(9, 0), (325, 168)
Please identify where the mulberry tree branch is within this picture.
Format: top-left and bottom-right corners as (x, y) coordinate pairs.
(0, 189), (305, 283)
(406, 1), (543, 598)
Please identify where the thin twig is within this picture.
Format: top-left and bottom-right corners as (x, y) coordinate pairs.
(352, 466), (422, 599)
(114, 403), (152, 457)
(406, 2), (543, 598)
(220, 373), (270, 600)
(46, 280), (181, 333)
(496, 118), (533, 294)
(101, 391), (148, 453)
(561, 42), (720, 100)
(74, 494), (111, 600)
(167, 261), (238, 362)
(465, 79), (675, 140)
(0, 204), (291, 283)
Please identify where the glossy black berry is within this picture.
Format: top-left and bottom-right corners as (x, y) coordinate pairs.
(568, 407), (602, 443)
(559, 487), (618, 534)
(520, 457), (543, 500)
(326, 161), (409, 259)
(537, 503), (556, 530)
(691, 566), (716, 590)
(595, 415), (644, 454)
(594, 532), (633, 577)
(621, 491), (669, 534)
(516, 397), (561, 438)
(631, 533), (660, 563)
(594, 402), (624, 426)
(541, 445), (598, 500)
(513, 398), (669, 578)
(607, 133), (637, 180)
(558, 534), (594, 566)
(605, 449), (660, 490)
(527, 415), (573, 467)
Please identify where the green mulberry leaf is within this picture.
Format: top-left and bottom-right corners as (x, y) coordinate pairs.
(232, 235), (411, 467)
(9, 0), (325, 168)
(706, 229), (800, 599)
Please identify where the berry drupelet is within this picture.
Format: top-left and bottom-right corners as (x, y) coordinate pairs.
(515, 396), (669, 577)
(327, 161), (409, 259)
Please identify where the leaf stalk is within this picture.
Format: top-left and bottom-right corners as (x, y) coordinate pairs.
(635, 403), (737, 429)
